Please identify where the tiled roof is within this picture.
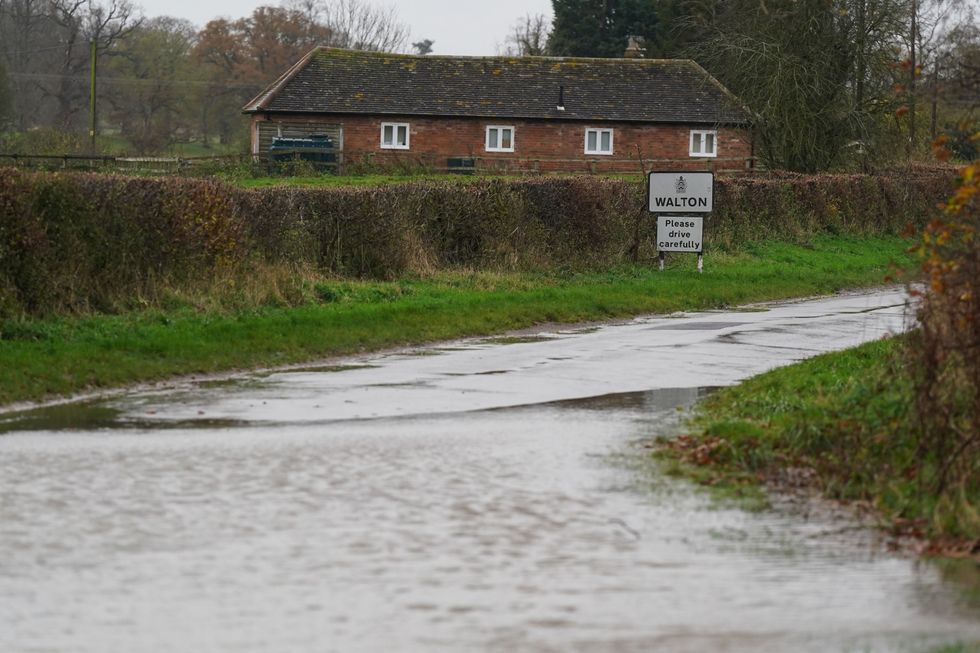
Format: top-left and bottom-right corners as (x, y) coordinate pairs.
(243, 48), (751, 125)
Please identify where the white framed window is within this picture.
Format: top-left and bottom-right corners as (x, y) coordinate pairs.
(381, 122), (410, 149)
(485, 125), (515, 152)
(689, 129), (718, 157)
(585, 128), (614, 155)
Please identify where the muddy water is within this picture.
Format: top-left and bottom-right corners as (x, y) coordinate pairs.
(1, 289), (978, 652)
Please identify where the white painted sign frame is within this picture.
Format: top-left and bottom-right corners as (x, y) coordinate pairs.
(657, 216), (704, 253)
(647, 171), (715, 273)
(647, 171), (714, 213)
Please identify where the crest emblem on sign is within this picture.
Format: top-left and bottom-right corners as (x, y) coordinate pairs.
(675, 176), (687, 194)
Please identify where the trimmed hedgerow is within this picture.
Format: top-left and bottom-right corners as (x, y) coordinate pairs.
(237, 177), (646, 276)
(0, 167), (955, 317)
(0, 170), (243, 315)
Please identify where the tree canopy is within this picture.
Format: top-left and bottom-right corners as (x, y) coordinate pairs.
(548, 0), (659, 58)
(684, 0), (977, 170)
(0, 0), (408, 154)
(0, 0), (974, 167)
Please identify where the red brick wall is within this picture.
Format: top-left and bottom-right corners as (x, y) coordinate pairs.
(251, 113), (754, 174)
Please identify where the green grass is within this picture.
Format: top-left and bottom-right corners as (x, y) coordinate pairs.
(169, 139), (244, 158)
(927, 645), (980, 653)
(658, 332), (980, 545)
(93, 134), (244, 158)
(0, 235), (913, 407)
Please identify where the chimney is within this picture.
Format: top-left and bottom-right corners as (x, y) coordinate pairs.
(624, 36), (645, 59)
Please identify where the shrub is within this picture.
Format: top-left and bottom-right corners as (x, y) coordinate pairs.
(0, 166), (957, 317)
(0, 169), (244, 314)
(908, 160), (980, 536)
(0, 128), (87, 156)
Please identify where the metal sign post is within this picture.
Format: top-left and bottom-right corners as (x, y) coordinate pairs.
(648, 171), (714, 273)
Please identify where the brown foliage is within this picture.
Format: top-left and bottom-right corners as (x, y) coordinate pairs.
(0, 167), (957, 318)
(0, 169), (243, 314)
(909, 160), (980, 521)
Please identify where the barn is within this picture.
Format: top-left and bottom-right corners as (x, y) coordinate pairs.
(243, 47), (754, 174)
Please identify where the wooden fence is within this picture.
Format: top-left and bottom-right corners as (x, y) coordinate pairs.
(0, 152), (262, 174)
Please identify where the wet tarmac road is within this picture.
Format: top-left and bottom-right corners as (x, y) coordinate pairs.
(1, 288), (978, 652)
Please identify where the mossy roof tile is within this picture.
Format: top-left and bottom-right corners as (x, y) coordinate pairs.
(244, 47), (750, 125)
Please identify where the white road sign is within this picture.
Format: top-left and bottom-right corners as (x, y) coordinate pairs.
(657, 216), (704, 253)
(648, 172), (714, 213)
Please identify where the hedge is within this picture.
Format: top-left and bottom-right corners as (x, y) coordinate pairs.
(0, 167), (955, 317)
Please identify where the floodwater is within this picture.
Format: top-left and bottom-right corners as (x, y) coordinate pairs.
(1, 288), (978, 653)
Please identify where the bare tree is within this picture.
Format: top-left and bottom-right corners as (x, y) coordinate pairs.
(283, 0), (325, 24)
(902, 0), (974, 152)
(0, 0), (56, 129)
(85, 0), (140, 45)
(282, 0), (408, 52)
(104, 16), (196, 153)
(503, 13), (550, 56)
(848, 0), (910, 112)
(42, 0), (140, 129)
(688, 0), (906, 171)
(320, 0), (407, 52)
(944, 19), (980, 113)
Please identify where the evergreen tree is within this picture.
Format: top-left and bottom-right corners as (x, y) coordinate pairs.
(548, 0), (659, 58)
(644, 0), (724, 58)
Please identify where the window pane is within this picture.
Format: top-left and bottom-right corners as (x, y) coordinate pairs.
(488, 128), (498, 149)
(587, 131), (597, 151)
(600, 131), (611, 152)
(397, 125), (407, 146)
(383, 125), (393, 145)
(705, 133), (715, 154)
(692, 133), (702, 153)
(501, 129), (512, 149)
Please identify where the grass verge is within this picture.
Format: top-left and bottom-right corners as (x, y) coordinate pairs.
(658, 335), (980, 553)
(0, 235), (912, 408)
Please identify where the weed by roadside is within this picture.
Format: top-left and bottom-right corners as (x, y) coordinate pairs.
(657, 336), (980, 553)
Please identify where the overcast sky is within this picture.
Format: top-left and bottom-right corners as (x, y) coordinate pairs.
(134, 0), (554, 56)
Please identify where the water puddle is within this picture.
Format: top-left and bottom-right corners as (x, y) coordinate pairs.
(729, 306), (771, 313)
(388, 348), (445, 357)
(477, 334), (560, 345)
(0, 400), (124, 434)
(443, 369), (512, 377)
(0, 398), (252, 434)
(555, 326), (601, 335)
(0, 288), (976, 653)
(649, 321), (750, 331)
(936, 559), (980, 608)
(194, 377), (270, 390)
(536, 387), (720, 414)
(267, 363), (379, 375)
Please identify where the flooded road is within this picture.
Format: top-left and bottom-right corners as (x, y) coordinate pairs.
(1, 288), (978, 652)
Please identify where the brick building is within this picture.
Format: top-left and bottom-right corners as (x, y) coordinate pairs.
(243, 48), (754, 174)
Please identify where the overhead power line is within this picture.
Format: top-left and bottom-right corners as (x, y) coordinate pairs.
(8, 71), (261, 89)
(0, 43), (75, 57)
